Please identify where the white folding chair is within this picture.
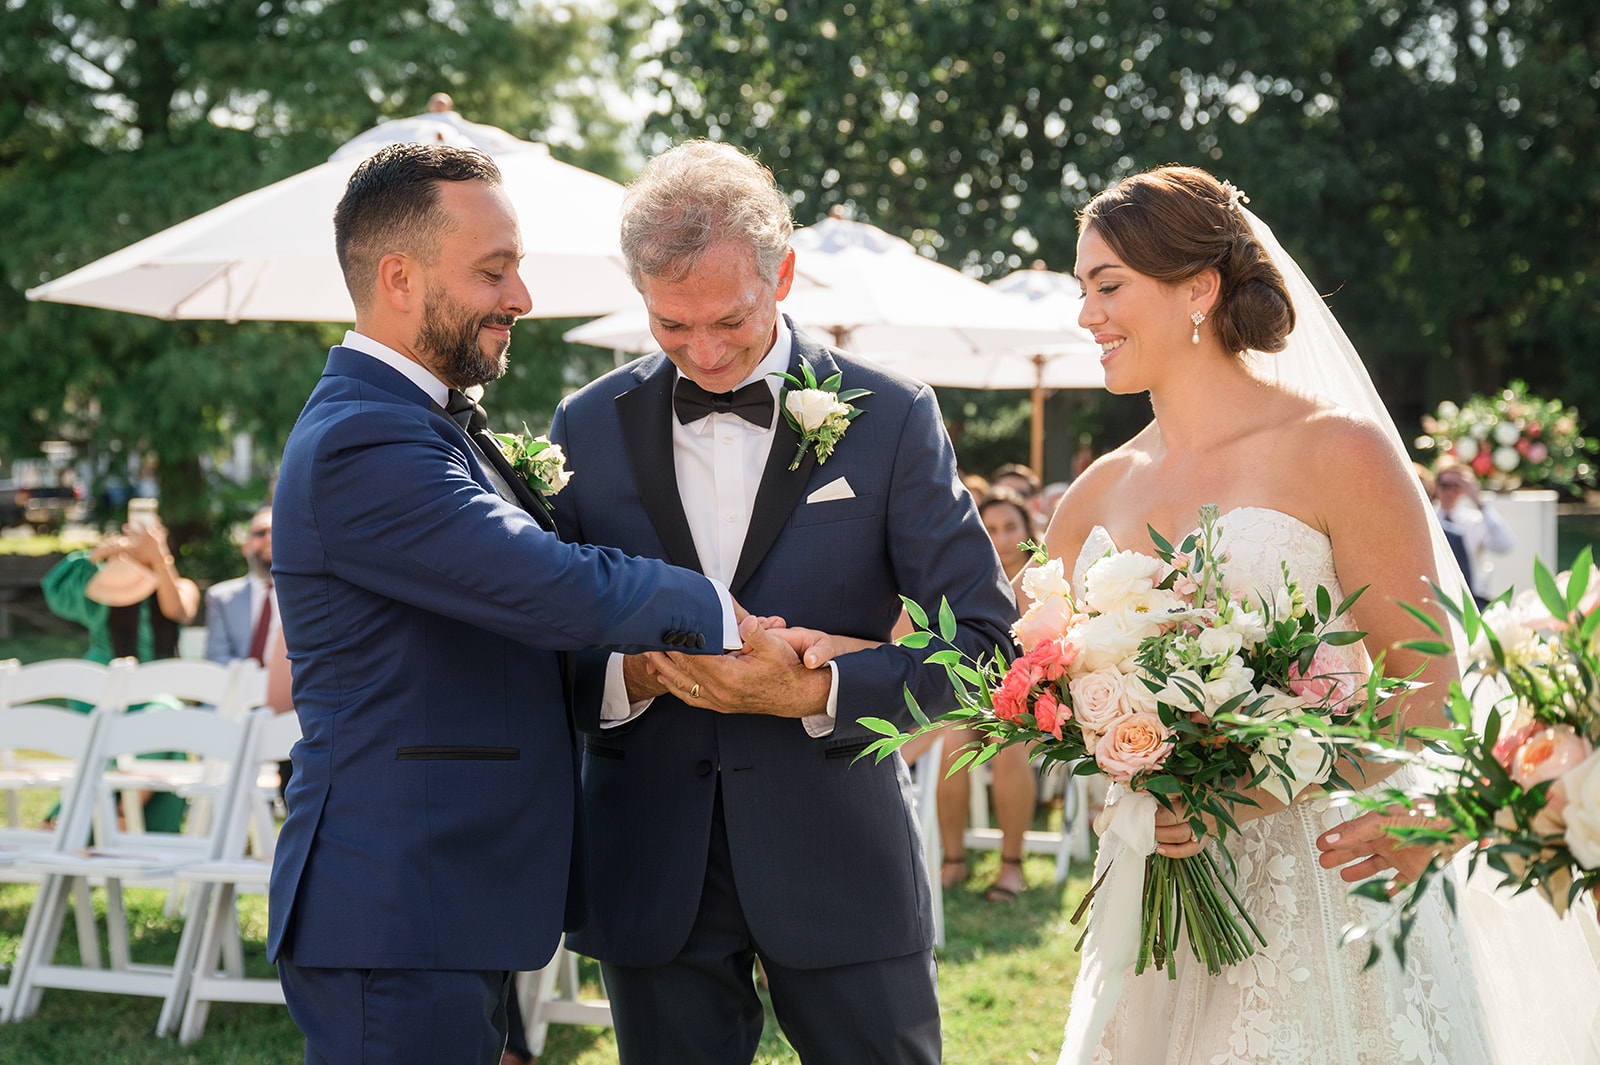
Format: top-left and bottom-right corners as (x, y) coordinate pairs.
(904, 734), (946, 948)
(516, 938), (614, 1057)
(4, 705), (254, 1025)
(0, 698), (115, 1020)
(963, 754), (1085, 884)
(167, 710), (301, 1042)
(0, 658), (131, 828)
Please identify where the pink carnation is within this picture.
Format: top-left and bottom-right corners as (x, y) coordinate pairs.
(1094, 712), (1172, 782)
(1025, 636), (1078, 682)
(1034, 688), (1067, 740)
(992, 664), (1033, 723)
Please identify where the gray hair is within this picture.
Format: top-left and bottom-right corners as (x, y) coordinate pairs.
(620, 140), (793, 287)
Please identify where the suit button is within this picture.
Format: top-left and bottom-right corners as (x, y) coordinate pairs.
(694, 760), (713, 777)
(694, 633), (706, 649)
(663, 630), (680, 645)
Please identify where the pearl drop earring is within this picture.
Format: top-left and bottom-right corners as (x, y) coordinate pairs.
(1190, 311), (1205, 345)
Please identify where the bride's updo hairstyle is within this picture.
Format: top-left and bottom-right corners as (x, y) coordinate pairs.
(1079, 166), (1295, 355)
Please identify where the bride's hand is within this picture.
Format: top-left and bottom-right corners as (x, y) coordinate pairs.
(1315, 806), (1455, 888)
(765, 628), (881, 668)
(1154, 800), (1209, 859)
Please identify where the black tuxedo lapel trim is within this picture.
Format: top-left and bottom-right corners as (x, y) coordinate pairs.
(428, 398), (556, 532)
(615, 360), (704, 574)
(728, 341), (830, 595)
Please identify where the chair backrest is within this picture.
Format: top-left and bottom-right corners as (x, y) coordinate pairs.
(120, 658), (235, 707)
(76, 706), (255, 860)
(0, 704), (112, 857)
(213, 709), (300, 862)
(2, 657), (133, 710)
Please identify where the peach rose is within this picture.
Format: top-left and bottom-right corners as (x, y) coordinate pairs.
(1492, 721), (1542, 769)
(1069, 667), (1135, 734)
(1095, 712), (1172, 781)
(1013, 594), (1073, 653)
(1510, 725), (1594, 788)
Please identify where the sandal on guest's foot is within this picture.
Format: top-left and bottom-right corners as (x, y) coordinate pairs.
(985, 857), (1026, 903)
(940, 858), (970, 889)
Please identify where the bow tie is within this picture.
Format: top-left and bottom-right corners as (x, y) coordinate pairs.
(672, 377), (774, 429)
(445, 389), (488, 434)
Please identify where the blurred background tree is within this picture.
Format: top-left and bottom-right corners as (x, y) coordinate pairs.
(2, 0), (1596, 546)
(0, 0), (649, 574)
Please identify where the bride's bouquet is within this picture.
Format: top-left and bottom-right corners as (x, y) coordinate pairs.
(1351, 548), (1600, 919)
(866, 504), (1404, 977)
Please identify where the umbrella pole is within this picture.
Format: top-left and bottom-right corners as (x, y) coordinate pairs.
(1030, 354), (1046, 475)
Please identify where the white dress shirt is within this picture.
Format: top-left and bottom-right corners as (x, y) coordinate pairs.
(338, 330), (740, 648)
(601, 319), (840, 735)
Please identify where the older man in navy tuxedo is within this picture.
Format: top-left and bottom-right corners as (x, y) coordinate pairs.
(268, 143), (742, 1065)
(550, 141), (1016, 1065)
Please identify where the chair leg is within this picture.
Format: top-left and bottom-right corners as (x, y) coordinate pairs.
(177, 882), (234, 1045)
(156, 882), (213, 1037)
(525, 950), (564, 1056)
(105, 879), (131, 971)
(7, 875), (72, 1021)
(71, 878), (101, 970)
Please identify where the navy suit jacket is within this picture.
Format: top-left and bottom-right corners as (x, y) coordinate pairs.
(550, 322), (1016, 969)
(267, 346), (726, 972)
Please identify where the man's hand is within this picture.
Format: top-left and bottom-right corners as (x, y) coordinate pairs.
(621, 654), (669, 702)
(646, 616), (831, 718)
(767, 627), (882, 669)
(1316, 806), (1455, 887)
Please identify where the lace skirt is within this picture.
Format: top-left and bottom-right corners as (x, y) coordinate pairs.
(1081, 777), (1494, 1065)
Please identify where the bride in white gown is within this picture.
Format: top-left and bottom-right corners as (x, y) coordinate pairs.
(1043, 165), (1600, 1065)
(1043, 165), (1497, 1065)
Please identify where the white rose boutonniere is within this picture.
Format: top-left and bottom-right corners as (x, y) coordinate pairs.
(770, 355), (872, 470)
(485, 424), (572, 505)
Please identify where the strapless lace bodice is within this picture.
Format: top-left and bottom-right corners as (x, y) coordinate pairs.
(1063, 507), (1493, 1065)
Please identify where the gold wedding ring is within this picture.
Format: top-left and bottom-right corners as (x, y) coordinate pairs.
(689, 684), (701, 700)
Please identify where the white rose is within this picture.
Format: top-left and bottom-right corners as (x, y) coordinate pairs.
(1198, 626), (1245, 661)
(1455, 437), (1480, 462)
(1068, 668), (1134, 732)
(1122, 670), (1161, 714)
(1073, 611), (1160, 673)
(1493, 422), (1522, 446)
(1251, 727), (1334, 805)
(1021, 557), (1070, 604)
(1561, 749), (1600, 868)
(1082, 550), (1165, 613)
(1492, 446), (1521, 472)
(786, 388), (847, 431)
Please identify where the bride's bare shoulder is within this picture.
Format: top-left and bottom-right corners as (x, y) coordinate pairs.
(1041, 426), (1152, 558)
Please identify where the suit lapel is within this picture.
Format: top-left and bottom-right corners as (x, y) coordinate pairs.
(728, 340), (829, 595)
(615, 358), (704, 573)
(426, 397), (556, 533)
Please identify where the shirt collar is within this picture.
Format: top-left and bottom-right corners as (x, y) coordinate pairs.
(671, 317), (792, 435)
(341, 330), (450, 408)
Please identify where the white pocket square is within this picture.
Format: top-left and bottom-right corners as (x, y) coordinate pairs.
(806, 477), (856, 504)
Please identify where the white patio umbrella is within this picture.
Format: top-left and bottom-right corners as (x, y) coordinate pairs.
(25, 103), (641, 322)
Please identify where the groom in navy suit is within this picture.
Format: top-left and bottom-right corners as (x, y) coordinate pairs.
(550, 141), (1016, 1064)
(268, 143), (741, 1065)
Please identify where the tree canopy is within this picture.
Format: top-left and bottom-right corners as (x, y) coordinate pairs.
(649, 0), (1600, 458)
(0, 0), (646, 571)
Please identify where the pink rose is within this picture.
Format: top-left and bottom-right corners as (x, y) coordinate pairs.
(1527, 441), (1548, 463)
(1034, 688), (1067, 740)
(1510, 725), (1594, 788)
(1287, 644), (1357, 713)
(1492, 722), (1541, 769)
(1094, 712), (1172, 781)
(1013, 594), (1072, 653)
(1068, 668), (1134, 733)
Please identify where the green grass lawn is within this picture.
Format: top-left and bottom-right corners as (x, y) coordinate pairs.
(0, 800), (1086, 1064)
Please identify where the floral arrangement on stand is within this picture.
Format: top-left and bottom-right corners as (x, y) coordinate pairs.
(1345, 549), (1600, 934)
(1415, 380), (1596, 493)
(862, 505), (1405, 978)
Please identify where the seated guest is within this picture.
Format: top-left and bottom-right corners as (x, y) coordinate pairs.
(205, 506), (276, 665)
(990, 462), (1041, 501)
(1433, 457), (1514, 608)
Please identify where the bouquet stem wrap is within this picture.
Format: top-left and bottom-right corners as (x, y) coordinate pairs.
(1057, 784), (1157, 1065)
